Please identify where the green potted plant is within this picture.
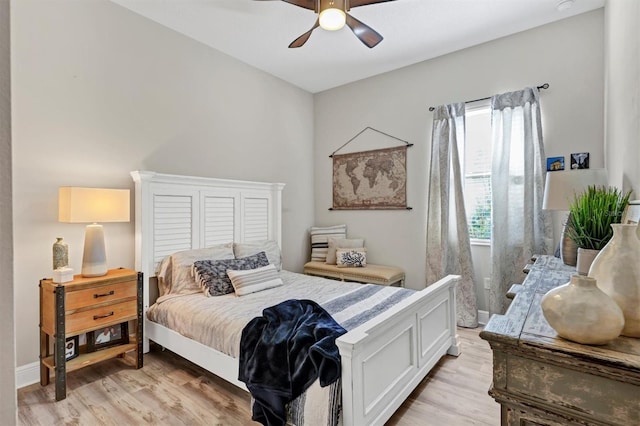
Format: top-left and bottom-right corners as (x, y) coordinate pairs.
(565, 185), (631, 274)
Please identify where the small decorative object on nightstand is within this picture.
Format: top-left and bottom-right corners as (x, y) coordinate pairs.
(52, 237), (69, 270)
(39, 268), (143, 401)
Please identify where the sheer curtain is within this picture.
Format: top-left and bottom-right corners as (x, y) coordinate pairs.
(426, 103), (478, 328)
(490, 87), (553, 315)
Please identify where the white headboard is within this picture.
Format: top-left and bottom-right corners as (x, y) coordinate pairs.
(130, 171), (285, 311)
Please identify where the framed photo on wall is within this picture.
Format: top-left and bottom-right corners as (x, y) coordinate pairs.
(622, 200), (640, 225)
(86, 322), (129, 352)
(546, 156), (565, 171)
(570, 152), (590, 169)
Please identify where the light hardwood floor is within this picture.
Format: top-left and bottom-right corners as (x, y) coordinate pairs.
(18, 327), (499, 425)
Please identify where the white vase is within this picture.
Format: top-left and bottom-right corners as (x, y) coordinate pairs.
(541, 275), (624, 345)
(576, 247), (599, 275)
(589, 223), (640, 337)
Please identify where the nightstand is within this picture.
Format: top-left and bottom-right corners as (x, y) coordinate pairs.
(39, 268), (143, 401)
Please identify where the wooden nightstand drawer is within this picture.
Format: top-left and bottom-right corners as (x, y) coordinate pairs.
(65, 279), (137, 311)
(65, 299), (137, 335)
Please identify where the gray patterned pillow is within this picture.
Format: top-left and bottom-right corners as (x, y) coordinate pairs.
(336, 248), (367, 268)
(193, 251), (269, 296)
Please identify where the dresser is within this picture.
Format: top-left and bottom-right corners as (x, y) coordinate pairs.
(480, 255), (640, 426)
(39, 268), (143, 401)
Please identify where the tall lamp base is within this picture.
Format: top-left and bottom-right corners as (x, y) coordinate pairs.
(82, 223), (107, 277)
(560, 223), (578, 267)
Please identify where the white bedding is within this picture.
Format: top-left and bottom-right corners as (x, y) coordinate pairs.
(147, 270), (364, 358)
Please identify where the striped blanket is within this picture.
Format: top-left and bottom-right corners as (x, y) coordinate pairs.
(286, 284), (414, 426)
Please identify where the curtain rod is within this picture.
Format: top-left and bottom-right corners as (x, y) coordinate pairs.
(428, 83), (549, 112)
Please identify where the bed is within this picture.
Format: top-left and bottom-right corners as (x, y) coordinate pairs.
(131, 171), (460, 426)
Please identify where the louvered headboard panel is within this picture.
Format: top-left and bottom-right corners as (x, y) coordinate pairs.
(131, 171), (285, 313)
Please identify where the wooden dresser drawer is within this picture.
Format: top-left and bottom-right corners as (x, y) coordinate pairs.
(65, 299), (137, 335)
(65, 279), (137, 311)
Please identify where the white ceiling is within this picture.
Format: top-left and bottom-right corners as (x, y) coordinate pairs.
(111, 0), (605, 93)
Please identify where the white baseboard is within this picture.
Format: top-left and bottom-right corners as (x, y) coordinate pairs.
(16, 361), (40, 389)
(478, 310), (490, 326)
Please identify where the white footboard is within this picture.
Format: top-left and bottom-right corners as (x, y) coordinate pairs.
(336, 275), (460, 426)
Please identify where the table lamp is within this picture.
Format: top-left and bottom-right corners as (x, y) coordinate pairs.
(58, 187), (130, 277)
(542, 169), (608, 266)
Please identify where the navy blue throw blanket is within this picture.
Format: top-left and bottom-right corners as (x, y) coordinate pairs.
(238, 299), (347, 426)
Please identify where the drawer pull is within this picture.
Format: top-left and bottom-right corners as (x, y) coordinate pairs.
(94, 290), (115, 299)
(93, 312), (114, 320)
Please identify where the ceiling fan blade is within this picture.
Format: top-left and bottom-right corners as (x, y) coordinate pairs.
(252, 0), (315, 11)
(289, 19), (320, 48)
(345, 13), (383, 48)
(348, 0), (396, 8)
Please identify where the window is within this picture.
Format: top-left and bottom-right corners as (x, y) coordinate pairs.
(461, 102), (492, 243)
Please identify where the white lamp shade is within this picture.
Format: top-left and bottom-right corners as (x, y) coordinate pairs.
(59, 187), (130, 223)
(58, 187), (130, 277)
(542, 169), (608, 211)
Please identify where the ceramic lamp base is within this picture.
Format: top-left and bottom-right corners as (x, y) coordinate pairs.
(81, 223), (107, 277)
(560, 224), (577, 266)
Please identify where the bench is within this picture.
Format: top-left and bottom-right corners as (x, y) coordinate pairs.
(303, 261), (405, 287)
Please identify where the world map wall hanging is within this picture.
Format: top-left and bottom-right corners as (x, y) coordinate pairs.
(330, 127), (412, 210)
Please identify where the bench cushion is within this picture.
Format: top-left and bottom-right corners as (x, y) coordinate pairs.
(303, 261), (405, 286)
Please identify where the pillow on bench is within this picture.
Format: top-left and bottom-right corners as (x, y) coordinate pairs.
(336, 248), (367, 268)
(326, 238), (365, 265)
(310, 224), (347, 262)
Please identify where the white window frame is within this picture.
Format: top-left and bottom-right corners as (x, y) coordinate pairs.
(462, 100), (492, 246)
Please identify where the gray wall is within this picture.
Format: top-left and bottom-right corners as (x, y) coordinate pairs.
(1, 0), (16, 423)
(314, 11), (605, 312)
(12, 0), (314, 368)
(605, 0), (640, 195)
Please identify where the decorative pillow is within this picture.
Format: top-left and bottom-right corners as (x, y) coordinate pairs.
(155, 255), (173, 296)
(336, 248), (367, 268)
(193, 251), (269, 296)
(158, 243), (235, 295)
(326, 238), (365, 265)
(310, 224), (347, 262)
(227, 264), (284, 297)
(233, 240), (283, 271)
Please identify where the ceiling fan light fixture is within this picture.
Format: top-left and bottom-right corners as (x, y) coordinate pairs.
(556, 0), (575, 11)
(319, 8), (346, 31)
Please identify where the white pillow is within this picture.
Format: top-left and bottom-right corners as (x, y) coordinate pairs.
(326, 238), (365, 265)
(310, 224), (347, 262)
(336, 248), (367, 268)
(233, 240), (283, 271)
(227, 264), (284, 296)
(157, 243), (235, 295)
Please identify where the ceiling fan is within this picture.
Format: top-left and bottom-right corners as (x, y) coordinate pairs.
(256, 0), (396, 48)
